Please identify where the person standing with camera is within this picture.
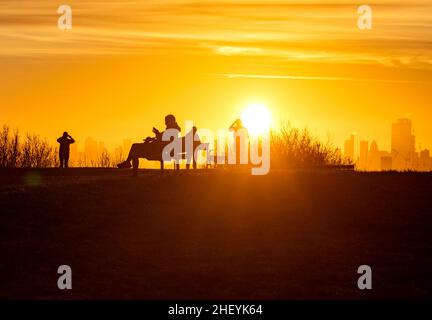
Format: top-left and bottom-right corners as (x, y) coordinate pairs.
(57, 132), (75, 168)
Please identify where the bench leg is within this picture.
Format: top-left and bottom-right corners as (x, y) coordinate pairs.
(132, 158), (139, 176)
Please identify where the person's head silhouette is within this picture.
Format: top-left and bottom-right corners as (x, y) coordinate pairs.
(165, 114), (180, 131)
(229, 118), (244, 131)
(63, 131), (68, 138)
(165, 114), (175, 126)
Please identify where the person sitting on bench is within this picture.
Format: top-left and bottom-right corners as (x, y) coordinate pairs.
(117, 114), (181, 173)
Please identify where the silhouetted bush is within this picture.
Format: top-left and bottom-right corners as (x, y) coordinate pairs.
(20, 134), (58, 168)
(0, 125), (58, 168)
(270, 123), (350, 169)
(96, 150), (112, 168)
(0, 126), (20, 167)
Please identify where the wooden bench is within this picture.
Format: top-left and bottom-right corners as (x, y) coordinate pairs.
(144, 138), (208, 170)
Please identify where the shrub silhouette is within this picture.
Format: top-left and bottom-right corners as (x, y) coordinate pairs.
(0, 126), (20, 168)
(270, 123), (350, 169)
(96, 150), (112, 168)
(0, 125), (58, 168)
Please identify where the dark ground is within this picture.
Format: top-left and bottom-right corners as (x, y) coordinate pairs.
(0, 168), (431, 299)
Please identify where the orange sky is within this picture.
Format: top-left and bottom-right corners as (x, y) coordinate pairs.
(1, 0), (431, 152)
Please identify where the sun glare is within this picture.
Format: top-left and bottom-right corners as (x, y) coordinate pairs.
(241, 103), (272, 136)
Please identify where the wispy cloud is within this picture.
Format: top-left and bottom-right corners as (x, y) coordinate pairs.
(0, 0), (431, 69)
(215, 73), (431, 84)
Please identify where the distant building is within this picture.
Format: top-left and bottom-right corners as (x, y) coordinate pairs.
(345, 118), (429, 172)
(84, 137), (98, 165)
(344, 134), (355, 162)
(380, 156), (392, 171)
(419, 149), (431, 171)
(391, 119), (415, 170)
(367, 140), (381, 171)
(114, 146), (123, 163)
(357, 140), (369, 170)
(70, 142), (78, 167)
(77, 151), (85, 167)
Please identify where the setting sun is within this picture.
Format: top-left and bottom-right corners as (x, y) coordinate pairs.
(241, 103), (272, 136)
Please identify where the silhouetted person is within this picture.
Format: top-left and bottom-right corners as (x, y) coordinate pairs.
(229, 119), (248, 165)
(229, 118), (245, 133)
(184, 126), (200, 170)
(57, 132), (75, 168)
(117, 114), (181, 175)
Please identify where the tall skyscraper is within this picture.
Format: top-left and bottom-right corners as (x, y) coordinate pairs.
(381, 156), (392, 171)
(70, 142), (78, 167)
(358, 140), (369, 170)
(419, 149), (431, 172)
(84, 137), (98, 165)
(391, 119), (415, 170)
(344, 134), (355, 162)
(367, 140), (381, 171)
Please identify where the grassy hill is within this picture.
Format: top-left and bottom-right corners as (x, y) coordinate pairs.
(0, 169), (431, 299)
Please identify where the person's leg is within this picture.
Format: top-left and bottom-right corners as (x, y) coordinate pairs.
(59, 154), (64, 168)
(118, 143), (145, 168)
(236, 136), (241, 165)
(126, 143), (144, 162)
(132, 157), (139, 176)
(118, 142), (160, 171)
(64, 153), (70, 168)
